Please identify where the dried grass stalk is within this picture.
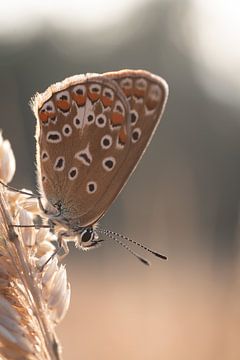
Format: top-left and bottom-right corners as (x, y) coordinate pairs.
(0, 132), (70, 360)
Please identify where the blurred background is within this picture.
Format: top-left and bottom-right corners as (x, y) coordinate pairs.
(1, 0), (240, 359)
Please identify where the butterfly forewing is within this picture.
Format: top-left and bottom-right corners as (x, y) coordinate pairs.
(33, 70), (168, 228)
(35, 75), (131, 225)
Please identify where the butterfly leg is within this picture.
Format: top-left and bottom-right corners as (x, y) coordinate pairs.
(0, 180), (38, 197)
(57, 231), (70, 260)
(39, 231), (69, 271)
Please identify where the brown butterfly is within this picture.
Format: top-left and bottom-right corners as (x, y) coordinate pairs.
(32, 69), (169, 264)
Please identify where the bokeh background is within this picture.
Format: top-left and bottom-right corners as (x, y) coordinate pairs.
(1, 0), (240, 359)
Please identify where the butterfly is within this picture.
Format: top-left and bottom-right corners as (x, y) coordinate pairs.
(31, 69), (168, 264)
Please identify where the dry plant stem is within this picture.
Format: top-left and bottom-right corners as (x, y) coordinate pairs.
(0, 188), (62, 360)
(0, 132), (70, 360)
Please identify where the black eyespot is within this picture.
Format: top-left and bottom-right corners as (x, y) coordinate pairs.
(75, 118), (80, 125)
(76, 88), (83, 95)
(86, 181), (97, 194)
(116, 105), (123, 113)
(105, 91), (112, 98)
(56, 158), (64, 169)
(105, 160), (113, 169)
(103, 138), (110, 146)
(48, 133), (60, 141)
(102, 157), (116, 171)
(89, 184), (95, 192)
(132, 129), (141, 142)
(80, 153), (91, 164)
(131, 112), (138, 124)
(42, 152), (48, 160)
(88, 114), (94, 122)
(70, 169), (77, 178)
(81, 228), (93, 242)
(92, 87), (99, 92)
(46, 105), (52, 111)
(64, 127), (70, 134)
(96, 114), (107, 127)
(60, 95), (68, 100)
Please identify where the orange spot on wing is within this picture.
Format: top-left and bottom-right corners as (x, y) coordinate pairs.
(72, 93), (86, 106)
(39, 111), (48, 123)
(101, 95), (113, 107)
(145, 98), (157, 110)
(111, 112), (124, 126)
(39, 110), (56, 123)
(56, 100), (71, 111)
(88, 91), (100, 102)
(118, 127), (127, 145)
(121, 88), (132, 97)
(134, 88), (145, 98)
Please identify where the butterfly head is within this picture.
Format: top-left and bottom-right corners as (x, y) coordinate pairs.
(78, 226), (100, 250)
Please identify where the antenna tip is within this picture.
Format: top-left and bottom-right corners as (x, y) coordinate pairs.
(153, 252), (168, 260)
(139, 257), (151, 266)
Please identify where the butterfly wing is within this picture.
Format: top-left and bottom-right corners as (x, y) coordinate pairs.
(33, 70), (168, 227)
(75, 70), (169, 226)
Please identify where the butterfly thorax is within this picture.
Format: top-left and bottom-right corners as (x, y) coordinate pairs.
(44, 199), (99, 250)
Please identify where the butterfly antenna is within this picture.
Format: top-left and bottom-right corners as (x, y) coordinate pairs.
(99, 228), (167, 260)
(98, 230), (150, 266)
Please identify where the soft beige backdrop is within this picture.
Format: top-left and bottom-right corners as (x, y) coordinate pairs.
(1, 1), (240, 359)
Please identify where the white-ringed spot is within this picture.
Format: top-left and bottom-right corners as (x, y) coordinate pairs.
(73, 84), (86, 96)
(41, 151), (49, 162)
(113, 100), (125, 114)
(41, 100), (55, 112)
(42, 175), (47, 183)
(68, 167), (78, 180)
(62, 124), (72, 137)
(130, 110), (139, 125)
(86, 181), (97, 194)
(131, 128), (142, 143)
(72, 85), (87, 107)
(96, 113), (107, 128)
(47, 131), (62, 143)
(87, 112), (95, 124)
(101, 87), (115, 107)
(39, 100), (56, 124)
(54, 156), (65, 171)
(120, 78), (133, 89)
(74, 144), (92, 166)
(73, 105), (84, 128)
(89, 83), (101, 94)
(102, 157), (116, 172)
(102, 87), (114, 100)
(136, 78), (148, 90)
(55, 91), (71, 113)
(101, 135), (112, 149)
(73, 116), (82, 129)
(149, 84), (161, 101)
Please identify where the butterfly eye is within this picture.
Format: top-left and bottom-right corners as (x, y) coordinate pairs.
(81, 227), (99, 244)
(81, 228), (93, 242)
